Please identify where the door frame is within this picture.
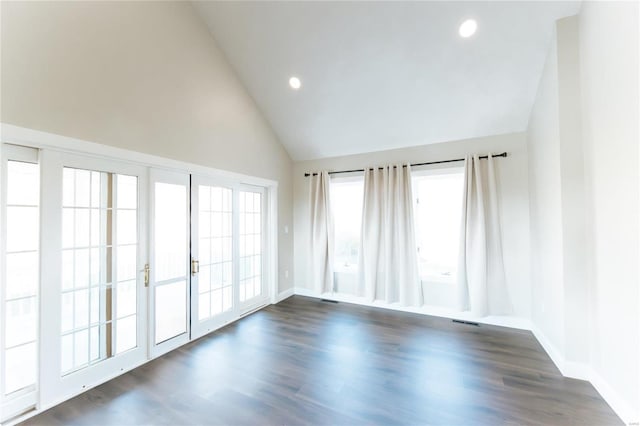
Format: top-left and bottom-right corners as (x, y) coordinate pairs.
(189, 176), (275, 340)
(237, 183), (270, 315)
(148, 168), (191, 359)
(39, 150), (149, 409)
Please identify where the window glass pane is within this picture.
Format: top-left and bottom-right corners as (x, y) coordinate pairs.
(116, 315), (137, 354)
(74, 289), (89, 329)
(90, 326), (100, 361)
(116, 210), (137, 245)
(211, 289), (223, 315)
(62, 208), (75, 249)
(7, 161), (39, 205)
(413, 170), (464, 284)
(61, 292), (74, 333)
(61, 334), (73, 373)
(63, 168), (75, 207)
(74, 208), (90, 247)
(5, 297), (37, 348)
(60, 166), (139, 375)
(5, 343), (37, 395)
(198, 294), (210, 321)
(74, 329), (89, 368)
(5, 252), (38, 300)
(90, 171), (102, 208)
(74, 169), (91, 208)
(239, 190), (262, 302)
(199, 186), (210, 211)
(222, 287), (232, 312)
(331, 179), (364, 296)
(116, 280), (137, 319)
(62, 250), (74, 291)
(116, 175), (137, 209)
(74, 248), (90, 289)
(199, 265), (211, 293)
(116, 245), (137, 281)
(6, 206), (39, 252)
(4, 159), (39, 397)
(155, 281), (186, 343)
(154, 183), (187, 281)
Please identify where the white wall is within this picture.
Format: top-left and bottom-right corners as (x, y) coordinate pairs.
(527, 29), (565, 355)
(528, 2), (639, 421)
(0, 1), (294, 292)
(293, 132), (532, 320)
(580, 1), (639, 419)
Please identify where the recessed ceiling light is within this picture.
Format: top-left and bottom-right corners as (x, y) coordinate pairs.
(459, 19), (477, 38)
(289, 76), (301, 90)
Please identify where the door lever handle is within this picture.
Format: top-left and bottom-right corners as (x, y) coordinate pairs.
(143, 263), (150, 287)
(191, 259), (200, 276)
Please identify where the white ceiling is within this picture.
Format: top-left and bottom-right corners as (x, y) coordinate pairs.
(193, 1), (580, 161)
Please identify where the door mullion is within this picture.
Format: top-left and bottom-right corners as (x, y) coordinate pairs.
(232, 187), (240, 316)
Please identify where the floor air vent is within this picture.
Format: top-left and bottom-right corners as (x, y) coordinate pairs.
(452, 319), (480, 326)
(321, 299), (339, 303)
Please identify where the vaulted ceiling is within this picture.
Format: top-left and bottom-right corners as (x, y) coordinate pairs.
(193, 1), (581, 161)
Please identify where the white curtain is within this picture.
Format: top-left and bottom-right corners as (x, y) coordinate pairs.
(309, 171), (334, 294)
(358, 164), (422, 306)
(457, 154), (512, 316)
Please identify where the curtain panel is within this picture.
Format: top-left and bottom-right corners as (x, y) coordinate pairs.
(358, 164), (422, 306)
(309, 171), (334, 294)
(457, 154), (512, 316)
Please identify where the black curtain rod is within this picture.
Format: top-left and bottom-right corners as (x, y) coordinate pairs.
(304, 152), (508, 177)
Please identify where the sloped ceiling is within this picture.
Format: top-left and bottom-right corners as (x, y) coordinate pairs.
(193, 1), (580, 160)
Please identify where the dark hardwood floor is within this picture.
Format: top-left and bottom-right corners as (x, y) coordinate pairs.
(22, 296), (620, 425)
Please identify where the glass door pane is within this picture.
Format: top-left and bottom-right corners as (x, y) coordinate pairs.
(190, 180), (235, 338)
(150, 170), (190, 354)
(1, 147), (40, 423)
(238, 189), (264, 306)
(59, 168), (140, 375)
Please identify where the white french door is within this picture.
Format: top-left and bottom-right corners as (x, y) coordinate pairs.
(39, 151), (148, 409)
(0, 145), (40, 422)
(237, 185), (268, 312)
(190, 176), (234, 338)
(149, 169), (191, 357)
(190, 178), (268, 339)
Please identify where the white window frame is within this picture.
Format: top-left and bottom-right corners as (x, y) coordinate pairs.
(39, 150), (149, 409)
(411, 165), (465, 286)
(0, 144), (40, 423)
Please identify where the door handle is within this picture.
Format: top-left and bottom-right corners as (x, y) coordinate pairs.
(143, 263), (150, 287)
(191, 259), (200, 276)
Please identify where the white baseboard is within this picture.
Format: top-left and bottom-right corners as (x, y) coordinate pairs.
(293, 287), (636, 425)
(273, 287), (295, 303)
(293, 286), (532, 330)
(589, 369), (638, 425)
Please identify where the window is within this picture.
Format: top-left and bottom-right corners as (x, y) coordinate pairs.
(2, 157), (39, 396)
(61, 167), (138, 374)
(331, 178), (364, 276)
(239, 190), (263, 302)
(412, 168), (464, 284)
(197, 186), (233, 319)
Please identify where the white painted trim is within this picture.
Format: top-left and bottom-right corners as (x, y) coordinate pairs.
(589, 368), (639, 425)
(274, 288), (295, 303)
(527, 324), (633, 424)
(0, 123), (277, 188)
(293, 286), (532, 330)
(4, 356), (148, 426)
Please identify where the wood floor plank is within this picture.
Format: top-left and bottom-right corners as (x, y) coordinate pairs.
(21, 296), (621, 425)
